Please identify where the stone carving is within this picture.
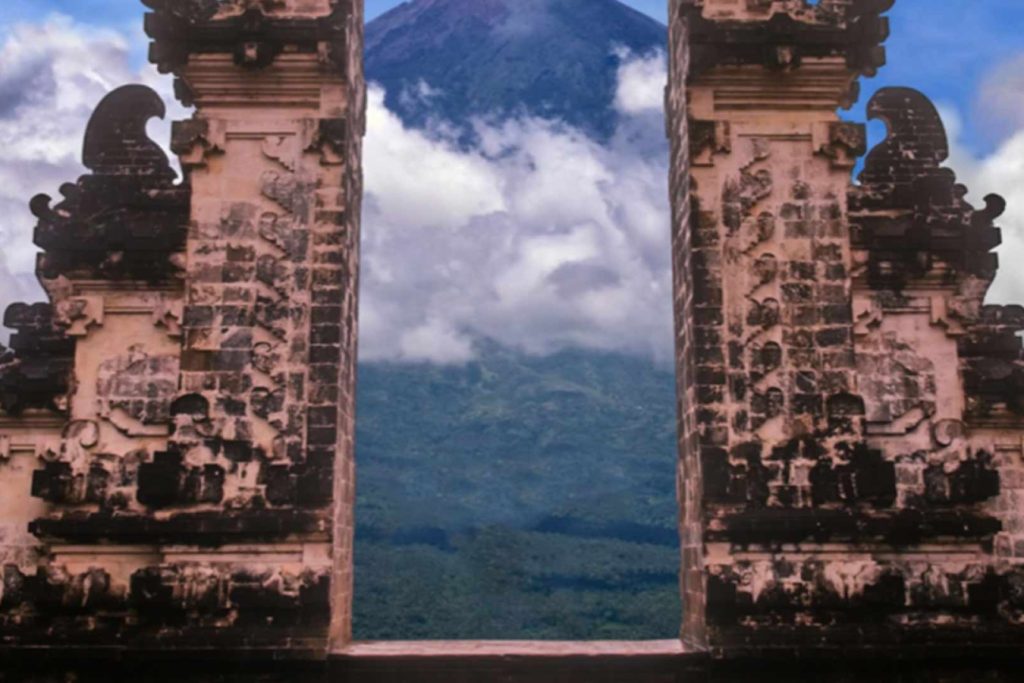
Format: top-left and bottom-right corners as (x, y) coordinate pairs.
(30, 85), (189, 284)
(97, 348), (180, 434)
(814, 121), (868, 169)
(961, 305), (1024, 422)
(851, 87), (1005, 291)
(0, 304), (73, 416)
(143, 0), (353, 74)
(54, 296), (105, 337)
(681, 0), (894, 79)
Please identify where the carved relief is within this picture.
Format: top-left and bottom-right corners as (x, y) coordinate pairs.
(0, 304), (73, 416)
(97, 347), (180, 435)
(857, 331), (937, 430)
(681, 0), (894, 78)
(143, 0), (353, 73)
(31, 86), (189, 286)
(54, 296), (105, 337)
(850, 87), (1004, 291)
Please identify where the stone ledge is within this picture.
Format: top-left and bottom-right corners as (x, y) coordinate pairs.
(1, 644), (1023, 682)
(338, 640), (690, 658)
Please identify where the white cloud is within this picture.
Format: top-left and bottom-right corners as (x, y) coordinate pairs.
(364, 87), (507, 232)
(975, 53), (1024, 145)
(359, 50), (673, 364)
(0, 15), (187, 336)
(398, 319), (476, 364)
(974, 134), (1024, 306)
(612, 47), (666, 116)
(939, 106), (1024, 308)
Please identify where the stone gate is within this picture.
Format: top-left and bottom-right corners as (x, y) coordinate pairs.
(0, 0), (1020, 680)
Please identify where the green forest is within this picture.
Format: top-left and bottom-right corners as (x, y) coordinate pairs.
(351, 342), (681, 639)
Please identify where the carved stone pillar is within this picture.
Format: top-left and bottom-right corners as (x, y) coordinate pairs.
(671, 0), (1024, 655)
(0, 0), (364, 654)
(670, 0), (890, 651)
(144, 0), (366, 649)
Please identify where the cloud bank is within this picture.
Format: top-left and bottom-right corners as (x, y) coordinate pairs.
(360, 50), (673, 363)
(941, 102), (1024, 307)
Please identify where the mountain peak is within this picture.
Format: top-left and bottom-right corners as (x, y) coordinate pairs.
(365, 0), (666, 140)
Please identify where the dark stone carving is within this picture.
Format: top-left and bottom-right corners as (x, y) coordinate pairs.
(681, 0), (894, 78)
(703, 444), (772, 506)
(130, 565), (330, 627)
(818, 121), (868, 163)
(141, 0), (226, 23)
(137, 450), (225, 509)
(960, 305), (1024, 420)
(170, 118), (215, 160)
(923, 451), (1000, 506)
(711, 507), (1002, 546)
(850, 87), (1005, 290)
(261, 455), (334, 509)
(309, 118), (350, 160)
(0, 303), (74, 416)
(689, 119), (731, 162)
(809, 443), (896, 507)
(708, 562), (907, 626)
(143, 0), (353, 74)
(31, 85), (189, 282)
(29, 509), (327, 545)
(3, 559), (327, 639)
(31, 462), (110, 506)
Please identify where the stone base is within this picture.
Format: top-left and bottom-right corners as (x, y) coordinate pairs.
(1, 646), (1022, 683)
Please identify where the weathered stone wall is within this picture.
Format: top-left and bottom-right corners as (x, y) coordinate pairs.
(667, 4), (704, 652)
(0, 0), (364, 655)
(669, 0), (1024, 654)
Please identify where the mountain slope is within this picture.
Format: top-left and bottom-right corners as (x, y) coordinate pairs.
(355, 0), (677, 639)
(353, 343), (680, 639)
(365, 0), (667, 138)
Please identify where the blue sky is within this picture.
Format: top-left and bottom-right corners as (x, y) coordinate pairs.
(855, 0), (1024, 156)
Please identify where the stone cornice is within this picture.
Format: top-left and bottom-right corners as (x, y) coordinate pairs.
(680, 0), (893, 78)
(142, 0), (352, 74)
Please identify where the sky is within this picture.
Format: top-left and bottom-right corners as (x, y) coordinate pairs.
(0, 0), (1022, 362)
